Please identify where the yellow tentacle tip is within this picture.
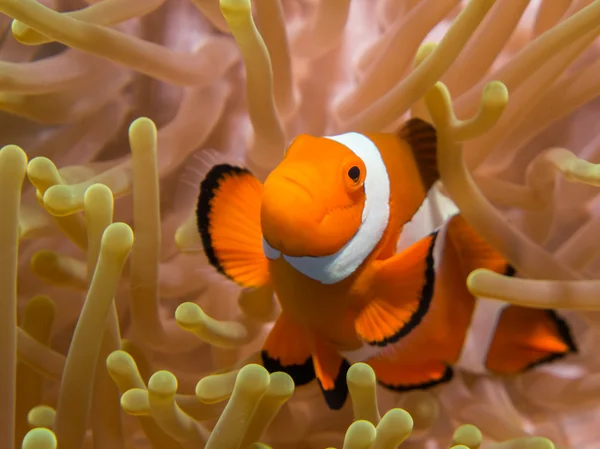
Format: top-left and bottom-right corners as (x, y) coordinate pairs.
(129, 116), (158, 139)
(452, 424), (482, 449)
(450, 80), (509, 141)
(24, 294), (56, 316)
(101, 222), (134, 255)
(106, 350), (138, 378)
(267, 371), (295, 399)
(10, 19), (43, 46)
(21, 428), (57, 449)
(347, 362), (376, 388)
(373, 408), (414, 448)
(42, 185), (78, 216)
(196, 370), (239, 403)
(466, 268), (497, 296)
(0, 144), (28, 170)
(379, 408), (413, 432)
(424, 82), (453, 129)
(429, 81), (452, 102)
(121, 388), (151, 416)
(84, 183), (114, 208)
(129, 117), (158, 163)
(27, 405), (56, 429)
(235, 363), (271, 397)
(11, 19), (26, 39)
(343, 420), (377, 449)
(414, 42), (437, 66)
(148, 370), (179, 398)
(176, 301), (250, 348)
(483, 80), (509, 107)
(347, 362), (380, 425)
(26, 157), (62, 193)
(175, 301), (208, 327)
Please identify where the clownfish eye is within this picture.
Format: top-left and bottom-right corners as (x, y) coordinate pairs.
(347, 166), (361, 183)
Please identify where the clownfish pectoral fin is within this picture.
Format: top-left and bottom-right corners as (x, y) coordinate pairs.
(196, 164), (270, 288)
(367, 352), (453, 392)
(355, 232), (438, 346)
(261, 313), (316, 387)
(311, 336), (351, 410)
(261, 315), (350, 410)
(486, 306), (577, 374)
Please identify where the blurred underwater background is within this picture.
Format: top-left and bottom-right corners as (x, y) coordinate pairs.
(3, 0), (600, 448)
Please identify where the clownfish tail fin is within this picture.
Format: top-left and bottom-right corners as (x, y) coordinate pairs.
(196, 163), (270, 288)
(445, 214), (578, 372)
(398, 118), (438, 192)
(261, 314), (350, 410)
(486, 307), (577, 374)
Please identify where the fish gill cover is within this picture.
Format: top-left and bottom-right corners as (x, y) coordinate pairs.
(1, 0), (600, 448)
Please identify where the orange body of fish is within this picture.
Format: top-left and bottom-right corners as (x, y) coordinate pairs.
(195, 119), (577, 410)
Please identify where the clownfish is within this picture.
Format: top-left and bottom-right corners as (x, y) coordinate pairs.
(195, 119), (577, 410)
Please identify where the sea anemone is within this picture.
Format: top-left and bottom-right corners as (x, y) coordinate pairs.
(2, 0), (600, 448)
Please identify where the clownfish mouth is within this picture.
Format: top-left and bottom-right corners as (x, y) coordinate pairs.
(262, 234), (348, 261)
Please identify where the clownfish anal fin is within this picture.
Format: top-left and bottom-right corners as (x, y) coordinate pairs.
(196, 164), (270, 288)
(367, 354), (453, 391)
(311, 337), (351, 410)
(486, 307), (577, 374)
(261, 313), (316, 387)
(261, 315), (350, 410)
(398, 118), (438, 191)
(355, 232), (437, 346)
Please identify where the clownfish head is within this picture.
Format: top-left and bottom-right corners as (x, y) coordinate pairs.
(260, 120), (438, 285)
(261, 133), (377, 262)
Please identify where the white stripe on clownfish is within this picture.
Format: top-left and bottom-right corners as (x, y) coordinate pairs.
(456, 298), (506, 374)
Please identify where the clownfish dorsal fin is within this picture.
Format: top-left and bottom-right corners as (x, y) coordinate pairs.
(398, 118), (439, 192)
(446, 213), (509, 275)
(196, 164), (270, 288)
